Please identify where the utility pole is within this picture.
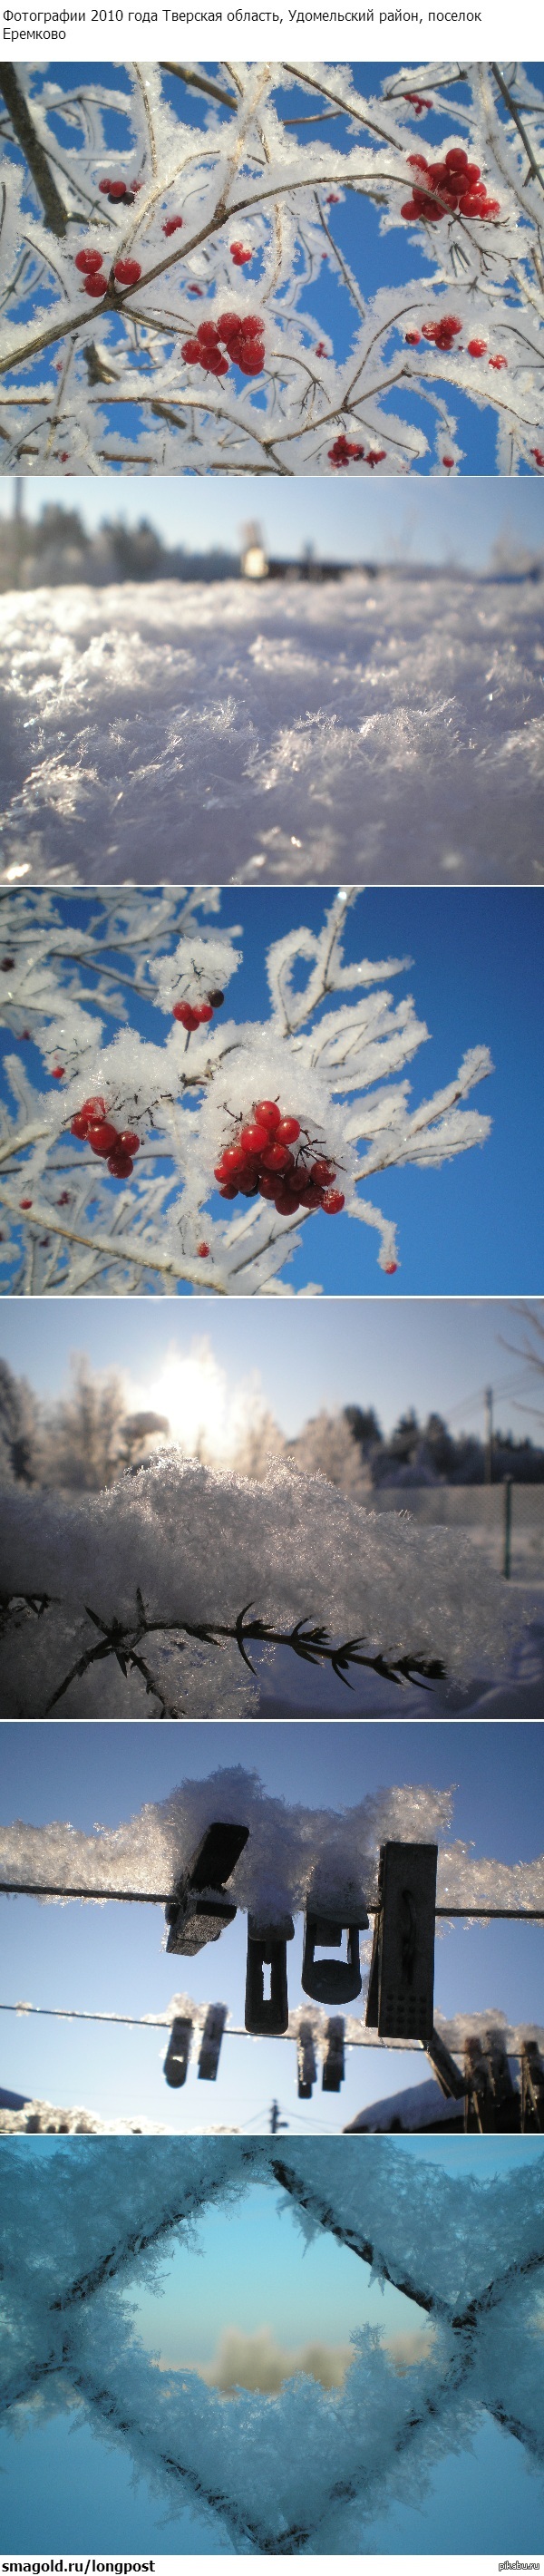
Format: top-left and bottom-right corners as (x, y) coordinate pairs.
(484, 1385), (493, 1485)
(268, 2099), (288, 2135)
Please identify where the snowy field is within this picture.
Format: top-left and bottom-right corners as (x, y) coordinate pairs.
(1, 571), (542, 886)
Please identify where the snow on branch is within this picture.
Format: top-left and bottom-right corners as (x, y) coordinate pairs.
(0, 2140), (542, 2553)
(1, 61), (544, 473)
(0, 887), (492, 1294)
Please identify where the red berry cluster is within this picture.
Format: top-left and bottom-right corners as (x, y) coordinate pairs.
(403, 92), (432, 114)
(328, 435), (386, 469)
(230, 240), (253, 265)
(172, 987), (224, 1032)
(213, 1101), (345, 1217)
(70, 1096), (141, 1180)
(180, 312), (265, 377)
(98, 176), (141, 204)
(74, 249), (141, 296)
(422, 312), (461, 350)
(401, 147), (500, 223)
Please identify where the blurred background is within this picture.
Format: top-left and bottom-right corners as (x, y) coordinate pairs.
(2, 473), (544, 583)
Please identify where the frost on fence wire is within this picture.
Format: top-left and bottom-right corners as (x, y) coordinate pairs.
(0, 1453), (520, 1719)
(1, 62), (544, 476)
(1, 2139), (542, 2552)
(4, 1759), (542, 1911)
(0, 887), (492, 1296)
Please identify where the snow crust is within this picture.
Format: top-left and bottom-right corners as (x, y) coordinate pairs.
(1, 574), (542, 885)
(1, 2138), (542, 2552)
(0, 1455), (520, 1720)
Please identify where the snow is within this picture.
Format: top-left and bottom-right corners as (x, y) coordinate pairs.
(0, 1454), (522, 1722)
(1, 573), (542, 885)
(2, 1753), (542, 1919)
(1, 2137), (542, 2552)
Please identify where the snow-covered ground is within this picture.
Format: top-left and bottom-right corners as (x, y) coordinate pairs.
(1, 572), (542, 886)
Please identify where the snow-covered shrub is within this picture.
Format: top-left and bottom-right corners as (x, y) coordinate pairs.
(1, 2139), (542, 2553)
(0, 886), (492, 1295)
(1, 61), (544, 476)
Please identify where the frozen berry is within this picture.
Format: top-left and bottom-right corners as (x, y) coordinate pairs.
(197, 1241), (209, 1257)
(88, 1120), (120, 1154)
(531, 450), (544, 469)
(114, 258), (141, 286)
(384, 1260), (398, 1274)
(219, 1182), (238, 1199)
(254, 1100), (280, 1130)
(442, 456), (455, 469)
(172, 1001), (199, 1029)
(261, 1142), (292, 1173)
(275, 1190), (301, 1215)
(298, 1182), (324, 1209)
(321, 1189), (345, 1214)
(163, 216), (183, 235)
(468, 338), (487, 356)
(57, 1192), (71, 1206)
(82, 275), (108, 297)
(239, 1121), (270, 1153)
(404, 331), (421, 345)
(117, 1131), (140, 1154)
(315, 342), (327, 356)
(489, 355), (507, 368)
(71, 1113), (91, 1139)
(19, 1199), (33, 1209)
(221, 1145), (246, 1174)
(275, 1116), (300, 1143)
(107, 1153), (133, 1178)
(196, 1001), (214, 1023)
(207, 988), (224, 1007)
(0, 957), (15, 969)
(81, 1095), (106, 1116)
(309, 1159), (335, 1185)
(75, 248), (104, 273)
(230, 241), (253, 264)
(52, 1066), (64, 1079)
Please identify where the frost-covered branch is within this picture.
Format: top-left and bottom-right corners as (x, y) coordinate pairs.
(1, 60), (543, 474)
(0, 887), (492, 1296)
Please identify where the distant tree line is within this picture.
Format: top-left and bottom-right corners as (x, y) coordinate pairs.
(0, 505), (239, 591)
(1, 1356), (543, 1494)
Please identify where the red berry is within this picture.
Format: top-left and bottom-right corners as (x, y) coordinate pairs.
(82, 274), (108, 297)
(57, 1192), (71, 1206)
(0, 957), (15, 969)
(298, 1182), (324, 1209)
(239, 1121), (270, 1153)
(71, 1113), (90, 1140)
(468, 338), (487, 356)
(531, 450), (544, 469)
(253, 1100), (280, 1130)
(366, 450), (386, 467)
(404, 331), (421, 345)
(21, 1031), (30, 1041)
(196, 1001), (214, 1023)
(52, 1066), (64, 1079)
(239, 1177), (259, 1198)
(114, 258), (141, 287)
(321, 1189), (345, 1215)
(219, 1182), (238, 1199)
(230, 242), (252, 264)
(489, 355), (507, 369)
(19, 1199), (33, 1210)
(275, 1116), (300, 1143)
(407, 155), (429, 171)
(163, 216), (183, 235)
(258, 1173), (279, 1200)
(444, 149), (469, 171)
(172, 1001), (199, 1029)
(75, 248), (103, 273)
(219, 1145), (242, 1174)
(207, 989), (224, 1007)
(102, 178), (128, 200)
(88, 1121), (120, 1154)
(310, 1159), (335, 1185)
(197, 1241), (210, 1258)
(384, 1260), (398, 1275)
(107, 1153), (133, 1179)
(275, 1191), (301, 1215)
(81, 1094), (106, 1116)
(315, 342), (326, 356)
(261, 1142), (292, 1172)
(117, 1131), (140, 1154)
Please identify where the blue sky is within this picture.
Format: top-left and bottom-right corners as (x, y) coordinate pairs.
(2, 1294), (543, 1446)
(4, 473), (544, 568)
(2, 1718), (543, 2133)
(8, 60), (544, 476)
(2, 887), (542, 1296)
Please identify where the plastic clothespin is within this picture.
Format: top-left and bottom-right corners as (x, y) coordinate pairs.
(245, 1912), (295, 2036)
(163, 2015), (193, 2088)
(296, 2020), (317, 2099)
(198, 2003), (228, 2081)
(302, 1907), (367, 2006)
(165, 1820), (248, 1956)
(322, 2015), (345, 2092)
(365, 1842), (437, 2043)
